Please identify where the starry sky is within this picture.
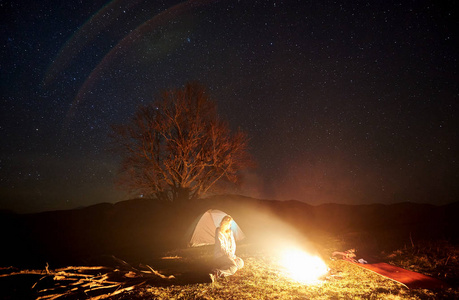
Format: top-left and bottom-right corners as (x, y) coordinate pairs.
(1, 0), (458, 213)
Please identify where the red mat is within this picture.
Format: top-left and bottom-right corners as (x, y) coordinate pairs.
(351, 262), (449, 289)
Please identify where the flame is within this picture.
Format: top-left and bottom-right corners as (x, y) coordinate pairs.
(280, 248), (328, 283)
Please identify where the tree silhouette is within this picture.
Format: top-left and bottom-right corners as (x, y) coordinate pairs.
(111, 82), (253, 204)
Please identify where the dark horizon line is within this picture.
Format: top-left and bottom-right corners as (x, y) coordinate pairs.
(2, 193), (457, 215)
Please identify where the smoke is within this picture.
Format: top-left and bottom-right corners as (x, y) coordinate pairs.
(229, 199), (319, 256)
(261, 152), (397, 205)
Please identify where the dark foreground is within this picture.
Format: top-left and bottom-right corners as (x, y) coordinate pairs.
(1, 196), (458, 299)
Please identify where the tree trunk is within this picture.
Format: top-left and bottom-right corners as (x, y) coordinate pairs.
(175, 187), (190, 205)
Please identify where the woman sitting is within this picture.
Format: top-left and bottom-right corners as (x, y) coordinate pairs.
(210, 215), (244, 282)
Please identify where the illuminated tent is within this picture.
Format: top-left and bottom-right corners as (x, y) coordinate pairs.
(187, 209), (245, 247)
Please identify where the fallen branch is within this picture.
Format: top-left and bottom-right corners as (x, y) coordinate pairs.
(1, 257), (176, 299)
(87, 283), (143, 300)
(0, 269), (48, 277)
(140, 264), (175, 279)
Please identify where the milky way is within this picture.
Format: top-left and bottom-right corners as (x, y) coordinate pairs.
(1, 0), (458, 212)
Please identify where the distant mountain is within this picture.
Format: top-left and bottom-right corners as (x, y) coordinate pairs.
(1, 195), (457, 268)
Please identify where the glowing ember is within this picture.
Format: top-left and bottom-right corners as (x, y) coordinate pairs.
(280, 248), (328, 283)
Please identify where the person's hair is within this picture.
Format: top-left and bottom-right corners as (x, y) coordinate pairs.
(220, 215), (233, 233)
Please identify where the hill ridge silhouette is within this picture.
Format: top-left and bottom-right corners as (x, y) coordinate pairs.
(1, 195), (457, 268)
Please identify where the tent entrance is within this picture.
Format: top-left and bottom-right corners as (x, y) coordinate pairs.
(187, 209), (245, 247)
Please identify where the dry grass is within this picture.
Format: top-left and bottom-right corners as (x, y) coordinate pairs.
(1, 234), (456, 299)
(112, 238), (458, 300)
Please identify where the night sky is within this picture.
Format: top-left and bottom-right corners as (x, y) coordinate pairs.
(2, 0), (458, 213)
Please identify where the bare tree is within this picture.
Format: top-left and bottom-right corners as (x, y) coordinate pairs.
(111, 82), (253, 204)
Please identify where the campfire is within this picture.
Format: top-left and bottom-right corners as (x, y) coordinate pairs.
(279, 247), (329, 283)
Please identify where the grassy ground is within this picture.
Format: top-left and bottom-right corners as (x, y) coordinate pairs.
(2, 234), (456, 299)
(112, 236), (458, 300)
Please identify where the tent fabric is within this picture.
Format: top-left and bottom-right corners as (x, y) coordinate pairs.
(188, 209), (245, 247)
